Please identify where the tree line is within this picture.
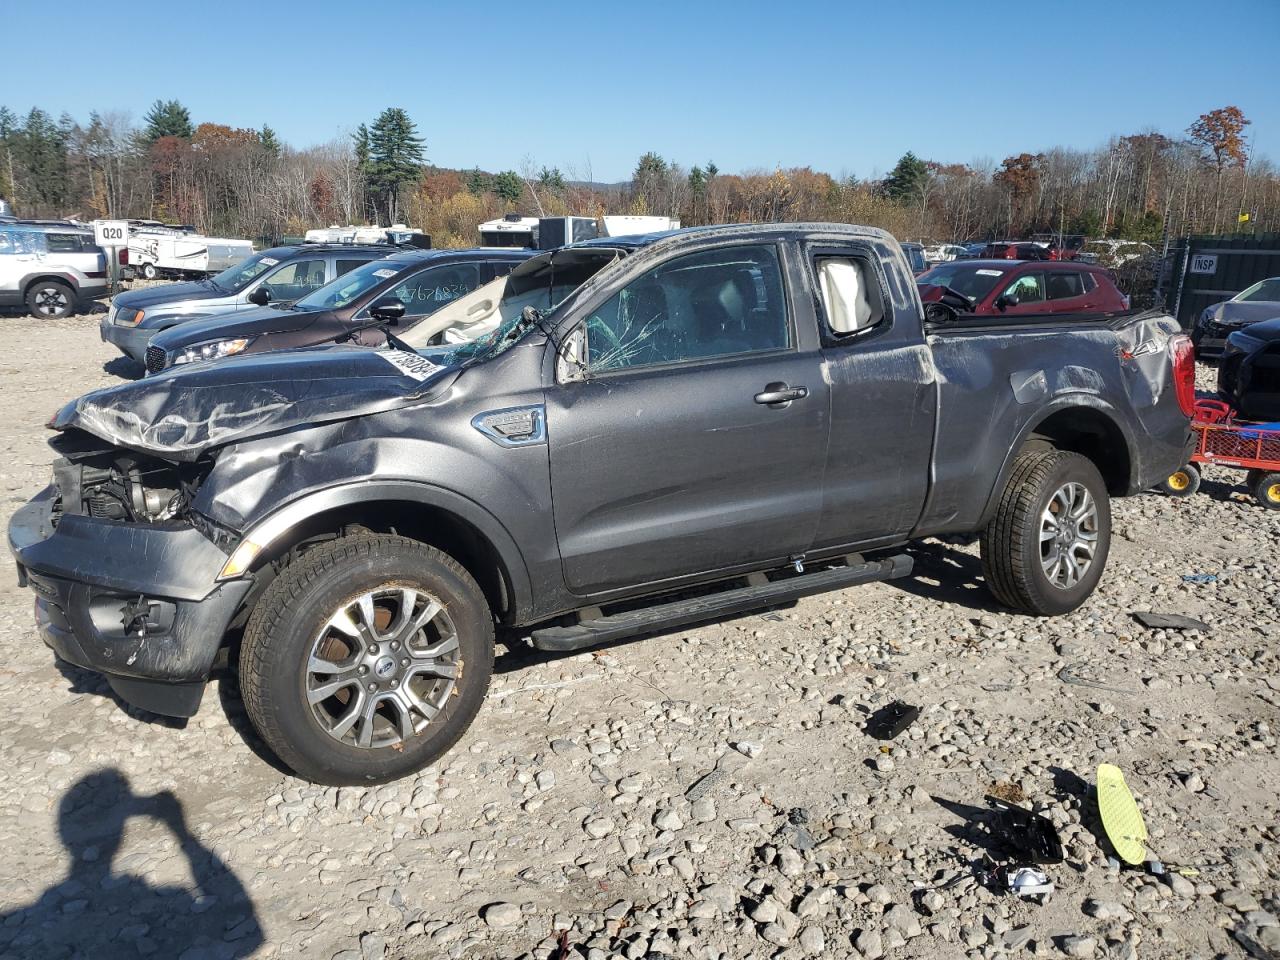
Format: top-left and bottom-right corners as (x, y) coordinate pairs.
(1, 100), (1272, 249)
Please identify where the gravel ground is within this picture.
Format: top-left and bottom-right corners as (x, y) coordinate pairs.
(0, 317), (1277, 960)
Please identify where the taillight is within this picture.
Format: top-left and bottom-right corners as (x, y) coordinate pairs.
(1170, 333), (1196, 418)
(118, 248), (129, 266)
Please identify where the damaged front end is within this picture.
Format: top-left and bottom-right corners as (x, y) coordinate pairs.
(9, 429), (251, 717)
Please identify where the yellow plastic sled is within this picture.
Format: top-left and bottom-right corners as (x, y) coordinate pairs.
(1096, 763), (1148, 865)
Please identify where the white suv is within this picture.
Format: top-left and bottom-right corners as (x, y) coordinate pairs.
(0, 223), (109, 319)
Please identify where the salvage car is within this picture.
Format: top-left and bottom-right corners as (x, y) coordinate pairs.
(1193, 276), (1280, 360)
(1218, 316), (1280, 421)
(143, 248), (533, 373)
(9, 223), (1194, 785)
(101, 243), (397, 362)
(917, 260), (1129, 316)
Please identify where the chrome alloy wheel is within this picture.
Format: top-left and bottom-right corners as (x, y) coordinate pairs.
(33, 286), (70, 317)
(305, 586), (460, 749)
(1039, 481), (1099, 589)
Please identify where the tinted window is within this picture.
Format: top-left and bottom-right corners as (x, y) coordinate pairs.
(1081, 271), (1097, 293)
(45, 232), (92, 253)
(1003, 273), (1045, 303)
(1235, 278), (1280, 303)
(1045, 272), (1084, 300)
(261, 259), (326, 301)
(392, 263), (481, 318)
(586, 244), (790, 372)
(337, 258), (372, 275)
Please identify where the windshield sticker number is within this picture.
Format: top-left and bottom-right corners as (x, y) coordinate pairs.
(381, 350), (442, 381)
(976, 269), (1004, 276)
(373, 269), (397, 279)
(259, 257), (279, 266)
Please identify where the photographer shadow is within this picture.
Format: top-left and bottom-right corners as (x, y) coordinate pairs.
(0, 768), (263, 958)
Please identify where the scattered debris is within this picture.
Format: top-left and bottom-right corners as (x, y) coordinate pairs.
(1132, 612), (1210, 631)
(1058, 664), (1139, 695)
(987, 797), (1064, 864)
(1003, 865), (1054, 901)
(1181, 573), (1218, 584)
(864, 700), (920, 740)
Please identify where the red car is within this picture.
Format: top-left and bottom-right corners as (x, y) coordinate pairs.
(917, 260), (1129, 317)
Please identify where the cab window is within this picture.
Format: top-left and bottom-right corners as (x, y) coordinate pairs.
(585, 244), (790, 372)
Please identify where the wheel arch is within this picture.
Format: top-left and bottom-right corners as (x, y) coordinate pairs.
(233, 482), (534, 627)
(979, 396), (1136, 527)
(22, 272), (80, 297)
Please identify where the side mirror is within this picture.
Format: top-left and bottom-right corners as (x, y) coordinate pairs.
(370, 297), (406, 323)
(247, 286), (271, 306)
(996, 293), (1019, 311)
(556, 326), (588, 384)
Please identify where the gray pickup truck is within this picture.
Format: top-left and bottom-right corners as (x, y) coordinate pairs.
(8, 223), (1195, 784)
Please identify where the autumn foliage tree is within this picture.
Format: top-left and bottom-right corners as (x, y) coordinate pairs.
(1189, 106), (1251, 231)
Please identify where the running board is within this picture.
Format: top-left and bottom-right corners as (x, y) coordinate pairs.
(530, 554), (913, 653)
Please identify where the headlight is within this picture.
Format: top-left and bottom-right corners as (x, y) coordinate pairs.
(115, 307), (143, 326)
(172, 338), (254, 367)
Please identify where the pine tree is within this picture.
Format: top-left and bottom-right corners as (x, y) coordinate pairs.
(142, 99), (193, 143)
(882, 152), (928, 204)
(465, 167), (491, 197)
(366, 108), (425, 224)
(492, 171), (523, 205)
(259, 125), (281, 158)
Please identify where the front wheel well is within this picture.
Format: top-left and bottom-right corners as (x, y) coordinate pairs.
(24, 274), (78, 296)
(238, 501), (513, 629)
(1025, 407), (1131, 494)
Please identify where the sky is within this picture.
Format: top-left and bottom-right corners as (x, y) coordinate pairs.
(4, 0), (1279, 182)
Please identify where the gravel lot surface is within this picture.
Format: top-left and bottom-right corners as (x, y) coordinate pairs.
(0, 315), (1277, 960)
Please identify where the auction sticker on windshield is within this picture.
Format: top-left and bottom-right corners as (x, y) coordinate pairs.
(260, 257), (279, 266)
(373, 269), (397, 279)
(976, 269), (1004, 276)
(380, 350), (442, 381)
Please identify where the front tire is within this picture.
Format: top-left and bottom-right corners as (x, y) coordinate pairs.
(239, 533), (494, 785)
(981, 450), (1112, 615)
(26, 280), (76, 319)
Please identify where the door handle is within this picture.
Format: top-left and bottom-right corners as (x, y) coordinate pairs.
(754, 383), (808, 406)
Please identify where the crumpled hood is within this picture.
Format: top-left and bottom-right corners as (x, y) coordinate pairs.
(53, 346), (457, 461)
(114, 279), (225, 309)
(1208, 300), (1280, 327)
(149, 305), (324, 353)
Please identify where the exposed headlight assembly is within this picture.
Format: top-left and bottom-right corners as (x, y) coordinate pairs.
(172, 337), (254, 367)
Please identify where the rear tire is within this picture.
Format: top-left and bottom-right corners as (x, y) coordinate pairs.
(26, 280), (76, 319)
(1158, 463), (1201, 497)
(142, 263), (158, 280)
(1251, 472), (1280, 511)
(239, 533), (494, 785)
(981, 450), (1111, 615)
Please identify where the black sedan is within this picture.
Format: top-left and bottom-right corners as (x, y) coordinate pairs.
(144, 248), (533, 374)
(1218, 316), (1280, 421)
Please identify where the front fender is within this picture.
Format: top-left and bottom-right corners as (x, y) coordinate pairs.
(227, 479), (535, 622)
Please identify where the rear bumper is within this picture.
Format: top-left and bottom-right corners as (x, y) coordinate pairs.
(99, 315), (153, 361)
(8, 488), (252, 717)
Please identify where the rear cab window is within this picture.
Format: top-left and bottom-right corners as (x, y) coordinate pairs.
(811, 249), (887, 340)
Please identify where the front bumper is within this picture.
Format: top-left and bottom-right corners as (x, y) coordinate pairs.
(8, 487), (252, 717)
(99, 314), (157, 362)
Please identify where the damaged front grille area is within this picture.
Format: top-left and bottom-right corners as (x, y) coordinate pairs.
(47, 429), (207, 528)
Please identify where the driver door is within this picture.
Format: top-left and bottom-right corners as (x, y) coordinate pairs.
(545, 242), (829, 596)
